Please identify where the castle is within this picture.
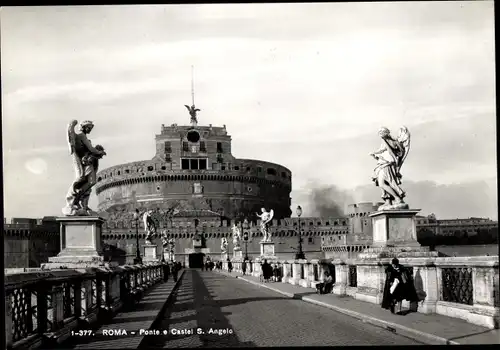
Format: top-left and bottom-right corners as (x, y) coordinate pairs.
(92, 107), (365, 266)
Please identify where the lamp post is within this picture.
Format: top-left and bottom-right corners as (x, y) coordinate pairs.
(160, 233), (166, 263)
(295, 205), (305, 260)
(243, 218), (250, 261)
(133, 209), (142, 265)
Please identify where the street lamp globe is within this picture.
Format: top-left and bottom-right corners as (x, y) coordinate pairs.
(296, 205), (302, 218)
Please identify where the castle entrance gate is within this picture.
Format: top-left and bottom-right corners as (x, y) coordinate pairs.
(188, 252), (205, 268)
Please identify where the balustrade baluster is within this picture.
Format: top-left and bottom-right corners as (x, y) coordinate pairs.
(51, 284), (65, 331)
(73, 279), (82, 320)
(5, 293), (13, 348)
(37, 282), (48, 335)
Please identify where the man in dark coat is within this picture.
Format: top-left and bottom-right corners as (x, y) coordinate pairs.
(242, 260), (247, 275)
(381, 258), (419, 314)
(261, 259), (273, 282)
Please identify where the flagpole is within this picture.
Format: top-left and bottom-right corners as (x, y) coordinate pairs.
(191, 65), (195, 106)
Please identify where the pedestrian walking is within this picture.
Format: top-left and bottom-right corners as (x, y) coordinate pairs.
(242, 260), (247, 275)
(172, 262), (179, 282)
(227, 259), (233, 273)
(163, 262), (170, 282)
(381, 258), (419, 314)
(272, 264), (282, 282)
(261, 259), (272, 282)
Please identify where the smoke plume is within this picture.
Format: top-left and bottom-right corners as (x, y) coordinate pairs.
(308, 184), (354, 218)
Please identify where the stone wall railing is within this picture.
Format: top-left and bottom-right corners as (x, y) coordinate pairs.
(223, 256), (499, 329)
(5, 263), (172, 350)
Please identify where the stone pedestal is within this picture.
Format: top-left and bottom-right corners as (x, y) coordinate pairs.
(233, 249), (242, 260)
(355, 209), (437, 304)
(42, 217), (116, 269)
(143, 244), (159, 263)
(359, 209), (438, 259)
(221, 252), (229, 261)
(260, 241), (276, 258)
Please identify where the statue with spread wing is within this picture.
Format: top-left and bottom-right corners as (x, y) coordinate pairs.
(143, 210), (157, 244)
(184, 104), (200, 125)
(256, 208), (274, 242)
(221, 237), (228, 254)
(161, 233), (175, 250)
(232, 224), (242, 250)
(370, 126), (411, 210)
(63, 120), (107, 216)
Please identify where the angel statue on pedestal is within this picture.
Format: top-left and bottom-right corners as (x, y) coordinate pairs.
(370, 126), (411, 211)
(143, 210), (157, 244)
(161, 233), (175, 250)
(221, 237), (228, 254)
(256, 208), (274, 242)
(232, 224), (242, 250)
(63, 120), (107, 216)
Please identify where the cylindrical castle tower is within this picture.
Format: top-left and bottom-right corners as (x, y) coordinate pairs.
(95, 122), (293, 226)
(346, 202), (382, 237)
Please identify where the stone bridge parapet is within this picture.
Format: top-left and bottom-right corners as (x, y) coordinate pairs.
(223, 255), (499, 329)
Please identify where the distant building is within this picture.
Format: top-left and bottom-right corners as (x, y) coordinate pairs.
(416, 215), (498, 237)
(3, 217), (60, 268)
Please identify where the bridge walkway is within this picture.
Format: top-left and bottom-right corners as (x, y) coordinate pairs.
(217, 269), (499, 345)
(138, 269), (420, 347)
(58, 270), (185, 350)
(57, 268), (498, 349)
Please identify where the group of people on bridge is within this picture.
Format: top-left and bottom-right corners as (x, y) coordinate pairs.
(196, 256), (418, 315)
(162, 261), (182, 282)
(202, 260), (216, 271)
(259, 259), (283, 282)
(315, 257), (419, 314)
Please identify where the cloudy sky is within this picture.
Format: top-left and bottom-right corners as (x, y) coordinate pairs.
(2, 2), (497, 221)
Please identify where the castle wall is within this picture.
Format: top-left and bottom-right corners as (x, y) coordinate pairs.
(3, 227), (60, 268)
(102, 216), (349, 262)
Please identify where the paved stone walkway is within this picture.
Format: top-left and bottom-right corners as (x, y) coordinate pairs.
(60, 271), (185, 349)
(218, 270), (500, 345)
(139, 269), (421, 348)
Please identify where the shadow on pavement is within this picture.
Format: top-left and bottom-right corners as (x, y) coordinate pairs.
(292, 292), (320, 299)
(448, 329), (499, 342)
(191, 270), (257, 347)
(214, 296), (289, 308)
(139, 270), (256, 348)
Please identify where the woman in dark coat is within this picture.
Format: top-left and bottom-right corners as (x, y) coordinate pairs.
(381, 258), (419, 314)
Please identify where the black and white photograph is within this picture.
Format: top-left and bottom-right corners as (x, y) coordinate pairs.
(2, 2), (498, 348)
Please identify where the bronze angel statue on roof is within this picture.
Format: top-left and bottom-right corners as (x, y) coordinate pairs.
(370, 126), (411, 211)
(184, 104), (200, 125)
(63, 120), (106, 216)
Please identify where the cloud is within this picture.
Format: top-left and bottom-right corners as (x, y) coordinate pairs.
(24, 158), (48, 174)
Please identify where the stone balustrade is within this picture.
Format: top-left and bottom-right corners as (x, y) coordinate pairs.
(5, 263), (170, 350)
(224, 256), (499, 329)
